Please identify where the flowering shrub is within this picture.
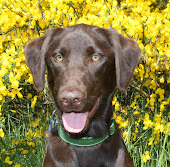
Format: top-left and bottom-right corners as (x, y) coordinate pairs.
(0, 0), (169, 166)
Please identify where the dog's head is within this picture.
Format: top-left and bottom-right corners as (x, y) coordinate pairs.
(25, 24), (140, 134)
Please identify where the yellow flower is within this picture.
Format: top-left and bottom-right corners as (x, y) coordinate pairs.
(122, 107), (127, 115)
(27, 93), (32, 99)
(31, 95), (38, 108)
(14, 164), (20, 167)
(14, 38), (21, 46)
(23, 150), (28, 154)
(11, 110), (16, 113)
(17, 91), (23, 98)
(11, 80), (19, 90)
(113, 112), (116, 120)
(142, 151), (150, 163)
(159, 77), (165, 83)
(160, 104), (165, 112)
(5, 156), (13, 165)
(112, 96), (117, 105)
(115, 102), (120, 111)
(0, 85), (8, 96)
(0, 128), (5, 138)
(133, 110), (140, 115)
(133, 132), (137, 141)
(28, 74), (33, 84)
(121, 119), (128, 128)
(143, 113), (153, 130)
(148, 137), (154, 145)
(32, 149), (35, 153)
(27, 141), (35, 146)
(167, 79), (170, 84)
(122, 131), (127, 139)
(150, 79), (157, 90)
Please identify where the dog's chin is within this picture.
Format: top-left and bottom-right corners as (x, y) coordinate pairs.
(61, 98), (100, 134)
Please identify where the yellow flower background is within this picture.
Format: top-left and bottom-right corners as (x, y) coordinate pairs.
(0, 0), (169, 166)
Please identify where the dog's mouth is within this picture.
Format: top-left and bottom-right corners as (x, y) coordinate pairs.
(62, 98), (100, 133)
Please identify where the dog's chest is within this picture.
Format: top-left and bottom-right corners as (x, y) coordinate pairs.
(72, 144), (117, 167)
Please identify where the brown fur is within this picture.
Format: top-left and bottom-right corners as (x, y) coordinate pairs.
(24, 24), (140, 167)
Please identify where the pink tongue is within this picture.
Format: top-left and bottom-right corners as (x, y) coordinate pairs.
(62, 112), (88, 133)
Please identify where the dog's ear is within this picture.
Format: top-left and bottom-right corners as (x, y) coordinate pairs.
(24, 29), (55, 92)
(107, 28), (141, 92)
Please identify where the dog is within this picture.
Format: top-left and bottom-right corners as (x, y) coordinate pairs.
(24, 24), (140, 167)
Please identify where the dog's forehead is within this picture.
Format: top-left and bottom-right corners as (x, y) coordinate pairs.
(52, 27), (112, 55)
(60, 30), (95, 50)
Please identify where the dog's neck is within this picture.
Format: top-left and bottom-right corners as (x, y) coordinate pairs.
(54, 117), (115, 147)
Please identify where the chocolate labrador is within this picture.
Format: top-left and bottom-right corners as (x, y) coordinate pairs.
(24, 24), (140, 167)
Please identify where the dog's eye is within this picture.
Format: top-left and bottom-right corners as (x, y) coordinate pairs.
(92, 54), (100, 62)
(55, 54), (63, 62)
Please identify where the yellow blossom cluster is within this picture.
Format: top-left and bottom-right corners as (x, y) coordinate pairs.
(5, 156), (20, 166)
(142, 151), (150, 163)
(0, 0), (169, 165)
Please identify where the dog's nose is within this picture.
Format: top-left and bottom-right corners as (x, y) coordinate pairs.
(59, 89), (84, 107)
